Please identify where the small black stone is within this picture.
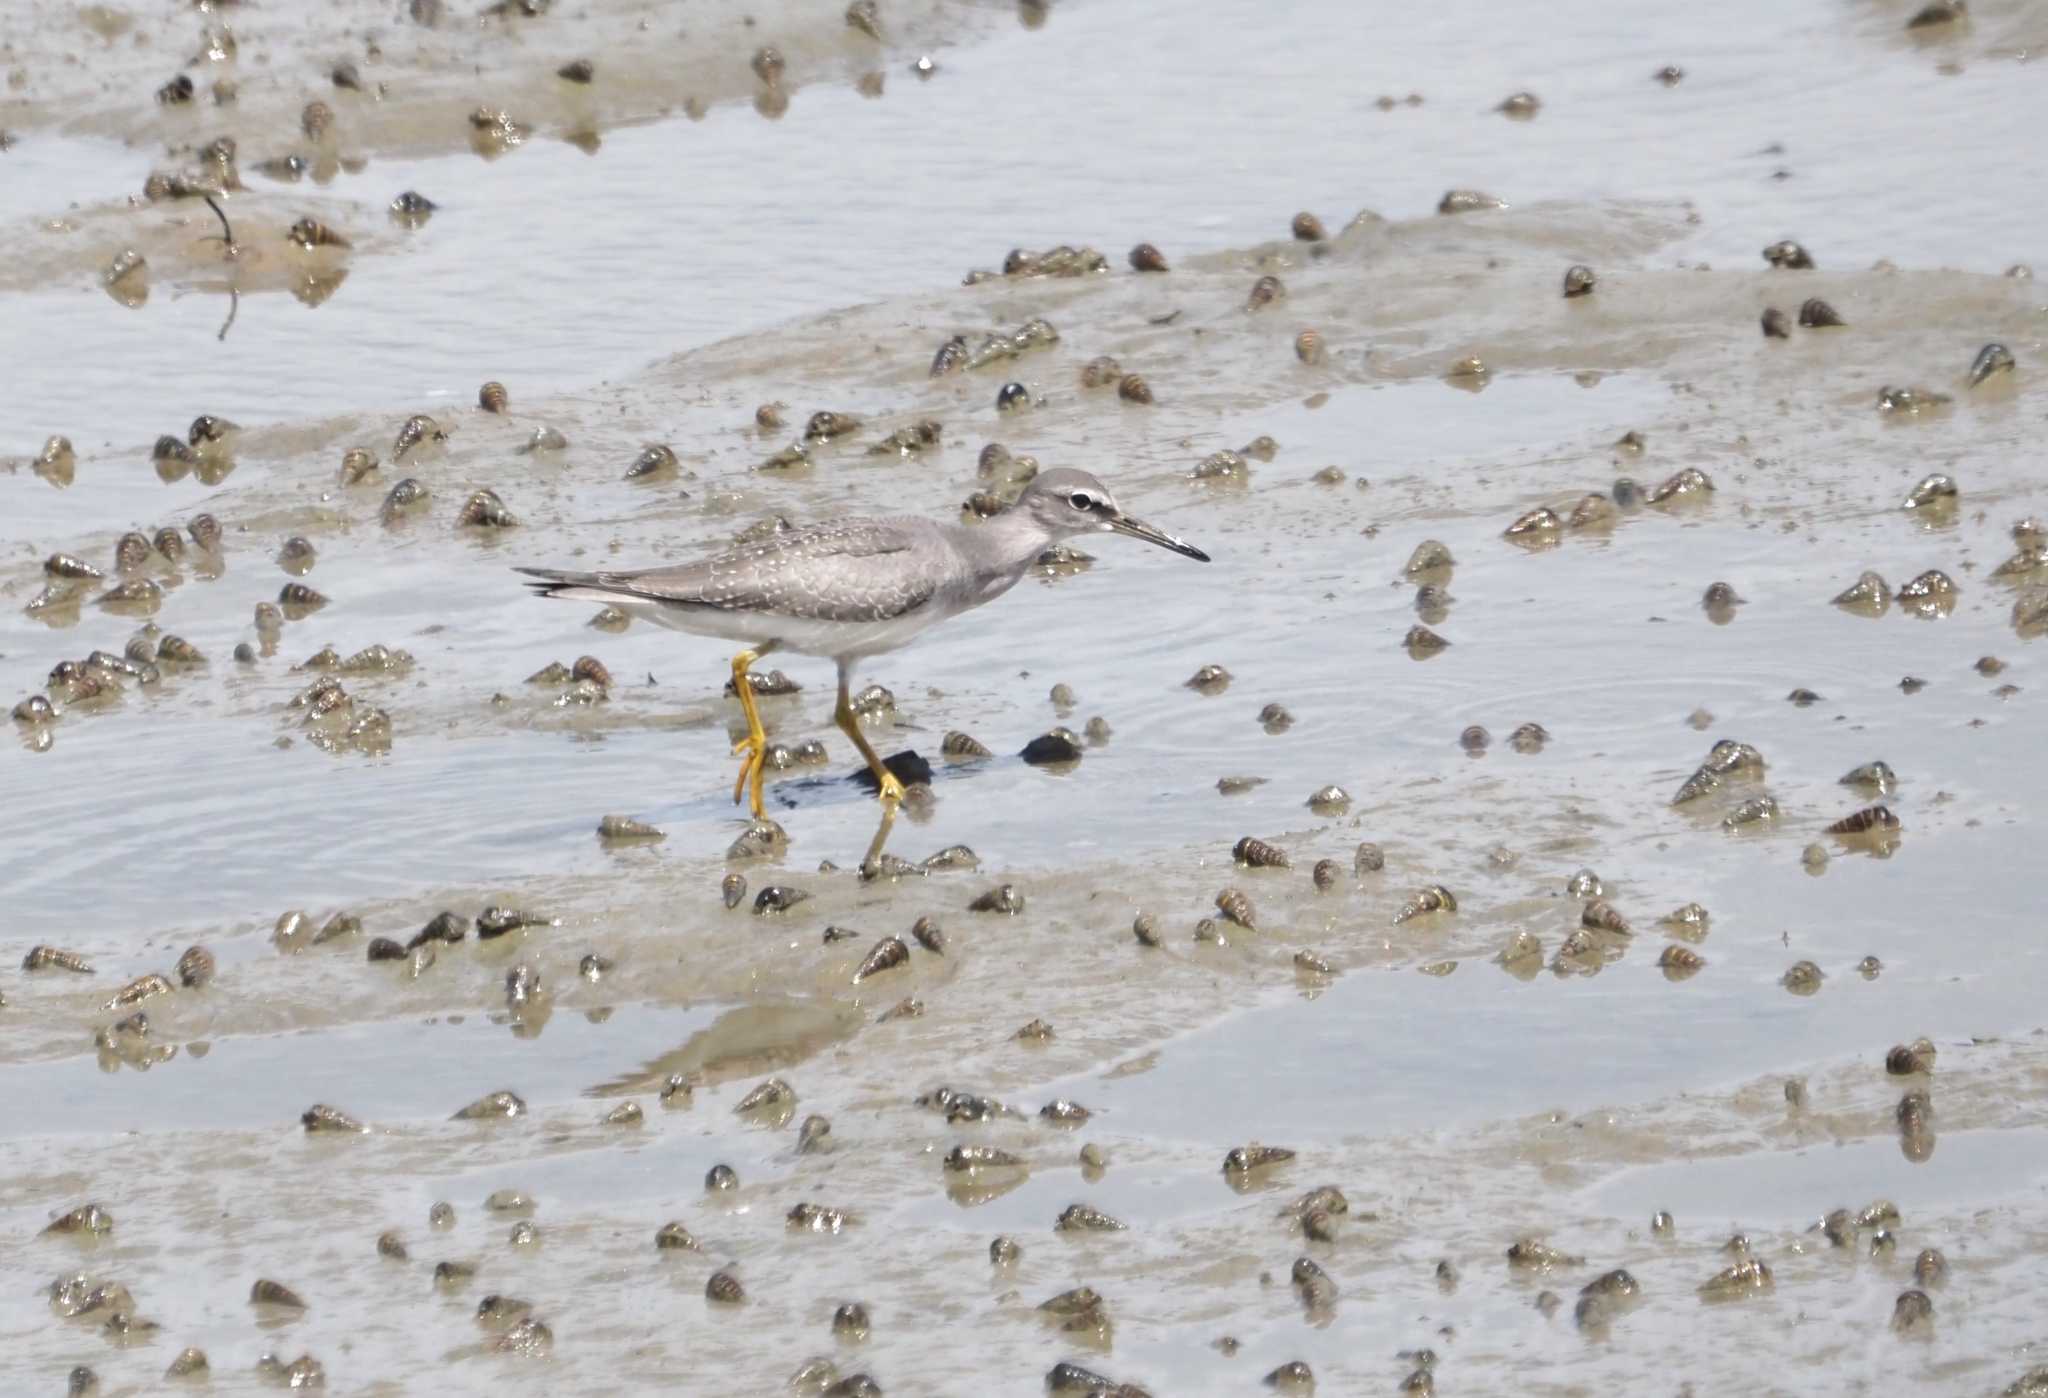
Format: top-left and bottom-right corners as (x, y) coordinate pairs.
(851, 750), (932, 792)
(1019, 731), (1084, 765)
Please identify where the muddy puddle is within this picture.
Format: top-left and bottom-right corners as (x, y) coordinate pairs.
(7, 0), (2047, 435)
(2, 997), (860, 1135)
(5, 0), (2048, 1392)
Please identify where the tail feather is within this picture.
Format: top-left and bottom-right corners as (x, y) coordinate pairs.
(515, 566), (625, 605)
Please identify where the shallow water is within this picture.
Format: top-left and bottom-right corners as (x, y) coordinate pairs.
(4, 0), (2045, 440)
(3, 998), (859, 1135)
(1591, 1126), (2048, 1224)
(4, 0), (2048, 1393)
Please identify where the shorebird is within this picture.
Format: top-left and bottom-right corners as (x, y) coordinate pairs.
(517, 467), (1209, 818)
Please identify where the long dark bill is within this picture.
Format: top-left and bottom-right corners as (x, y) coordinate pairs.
(1109, 513), (1211, 562)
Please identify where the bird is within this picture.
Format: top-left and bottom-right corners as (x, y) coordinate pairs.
(517, 467), (1210, 818)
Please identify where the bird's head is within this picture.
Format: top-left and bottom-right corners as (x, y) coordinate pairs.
(1015, 467), (1210, 562)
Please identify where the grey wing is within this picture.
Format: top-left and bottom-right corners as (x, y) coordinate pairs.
(518, 518), (941, 623)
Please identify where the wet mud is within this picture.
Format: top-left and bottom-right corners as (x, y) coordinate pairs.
(3, 0), (2047, 1393)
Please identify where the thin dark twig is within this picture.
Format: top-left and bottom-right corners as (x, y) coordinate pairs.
(202, 194), (239, 258)
(204, 194), (240, 341)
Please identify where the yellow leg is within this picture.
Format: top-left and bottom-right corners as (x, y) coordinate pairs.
(835, 669), (906, 805)
(860, 797), (899, 874)
(729, 650), (770, 819)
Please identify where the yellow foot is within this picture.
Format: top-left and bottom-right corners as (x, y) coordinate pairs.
(875, 768), (907, 805)
(731, 736), (767, 819)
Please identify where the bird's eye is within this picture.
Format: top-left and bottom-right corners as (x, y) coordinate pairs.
(1068, 492), (1093, 511)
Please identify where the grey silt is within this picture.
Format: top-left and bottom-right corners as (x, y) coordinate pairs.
(517, 467), (1210, 816)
